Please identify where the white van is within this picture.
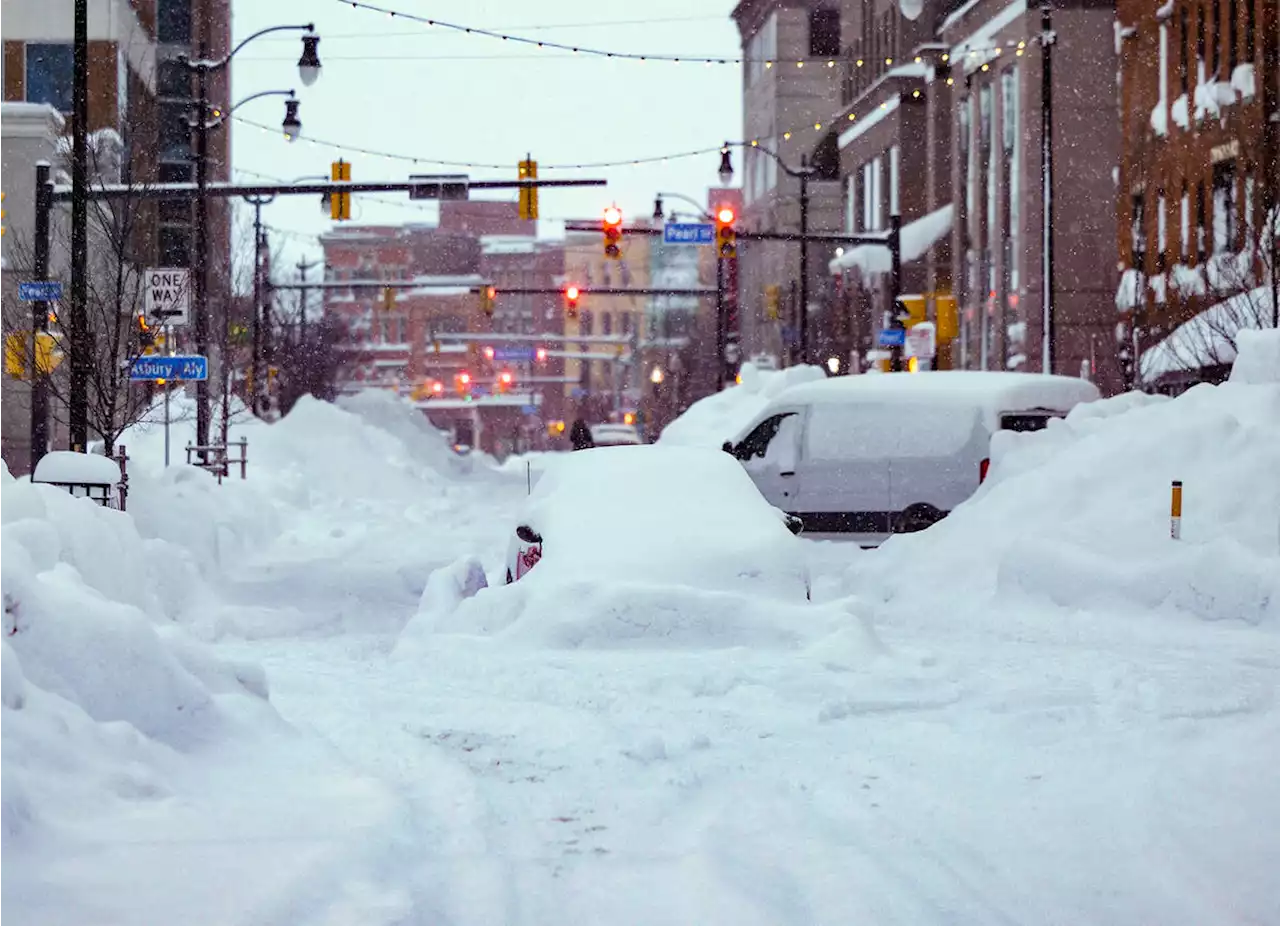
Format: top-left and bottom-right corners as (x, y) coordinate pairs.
(722, 371), (1101, 544)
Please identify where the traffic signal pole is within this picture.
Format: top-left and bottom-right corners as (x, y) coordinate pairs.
(30, 162), (52, 468)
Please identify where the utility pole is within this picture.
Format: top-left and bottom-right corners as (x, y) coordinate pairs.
(798, 155), (811, 366)
(193, 40), (212, 455)
(30, 161), (52, 468)
(1040, 0), (1057, 374)
(69, 0), (89, 450)
(888, 214), (905, 372)
(245, 195), (271, 416)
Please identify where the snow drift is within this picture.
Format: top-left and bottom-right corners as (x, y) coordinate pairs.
(849, 338), (1280, 626)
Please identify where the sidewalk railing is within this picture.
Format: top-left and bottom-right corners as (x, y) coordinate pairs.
(185, 439), (248, 484)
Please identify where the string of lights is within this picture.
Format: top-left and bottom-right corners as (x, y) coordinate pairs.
(336, 0), (1043, 69)
(233, 115), (725, 170)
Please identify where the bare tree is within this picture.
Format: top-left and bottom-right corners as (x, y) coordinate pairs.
(2, 132), (157, 454)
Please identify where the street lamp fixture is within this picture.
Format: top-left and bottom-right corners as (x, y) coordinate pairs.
(826, 356), (841, 374)
(652, 195), (664, 222)
(282, 98), (302, 142)
(298, 33), (322, 86)
(718, 145), (734, 185)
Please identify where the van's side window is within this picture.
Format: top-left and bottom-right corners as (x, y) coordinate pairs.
(735, 413), (796, 461)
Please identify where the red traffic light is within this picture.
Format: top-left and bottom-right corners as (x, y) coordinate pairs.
(565, 284), (580, 301)
(485, 286), (496, 299)
(716, 206), (735, 225)
(499, 370), (513, 385)
(457, 371), (471, 385)
(483, 346), (495, 360)
(603, 205), (622, 226)
(431, 381), (444, 394)
(536, 347), (548, 362)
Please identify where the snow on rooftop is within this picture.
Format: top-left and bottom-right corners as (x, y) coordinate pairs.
(829, 204), (953, 276)
(480, 235), (539, 255)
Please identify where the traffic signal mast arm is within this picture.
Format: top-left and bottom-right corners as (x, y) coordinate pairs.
(562, 221), (898, 247)
(43, 177), (607, 203)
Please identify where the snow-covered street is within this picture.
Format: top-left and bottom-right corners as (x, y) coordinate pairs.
(6, 343), (1280, 924)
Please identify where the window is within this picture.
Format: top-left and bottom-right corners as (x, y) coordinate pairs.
(1131, 193), (1147, 266)
(1228, 0), (1238, 69)
(1157, 190), (1168, 270)
(157, 0), (193, 44)
(872, 156), (883, 230)
(159, 101), (191, 160)
(1196, 180), (1207, 259)
(159, 199), (190, 223)
(602, 313), (612, 336)
(809, 8), (841, 57)
(1211, 0), (1220, 72)
(1002, 68), (1020, 291)
(889, 146), (900, 216)
(733, 413), (796, 461)
(25, 44), (74, 113)
(844, 173), (857, 232)
(1180, 7), (1190, 93)
(1245, 0), (1256, 58)
(157, 60), (191, 99)
(1212, 160), (1236, 252)
(158, 226), (191, 266)
(1181, 183), (1190, 258)
(158, 162), (192, 183)
(1197, 5), (1206, 60)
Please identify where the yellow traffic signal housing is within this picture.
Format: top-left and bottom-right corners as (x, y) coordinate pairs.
(934, 294), (960, 341)
(898, 294), (927, 328)
(481, 285), (496, 316)
(518, 158), (538, 221)
(330, 159), (352, 221)
(1, 191), (6, 237)
(4, 331), (61, 379)
(715, 206), (737, 260)
(763, 283), (781, 320)
(381, 286), (395, 311)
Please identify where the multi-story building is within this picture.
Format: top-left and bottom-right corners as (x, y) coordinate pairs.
(732, 0), (848, 364)
(827, 0), (955, 372)
(320, 202), (565, 456)
(941, 0), (1120, 391)
(1116, 0), (1278, 390)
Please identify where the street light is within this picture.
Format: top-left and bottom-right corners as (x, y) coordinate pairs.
(298, 33), (322, 86)
(175, 21), (320, 454)
(282, 98), (302, 141)
(652, 195), (664, 222)
(717, 140), (817, 366)
(650, 366), (665, 384)
(826, 356), (841, 374)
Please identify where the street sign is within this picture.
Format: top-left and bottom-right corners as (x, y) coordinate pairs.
(408, 174), (469, 201)
(144, 267), (191, 327)
(878, 328), (906, 348)
(521, 405), (539, 416)
(905, 322), (937, 360)
(662, 223), (715, 246)
(19, 281), (62, 302)
(130, 354), (208, 382)
(493, 345), (535, 362)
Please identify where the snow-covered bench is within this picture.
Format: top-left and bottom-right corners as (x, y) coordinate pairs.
(31, 448), (128, 510)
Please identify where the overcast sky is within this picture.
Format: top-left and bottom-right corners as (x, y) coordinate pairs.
(229, 0), (742, 272)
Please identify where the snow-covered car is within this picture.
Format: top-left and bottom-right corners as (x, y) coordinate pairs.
(503, 445), (809, 600)
(589, 423), (642, 447)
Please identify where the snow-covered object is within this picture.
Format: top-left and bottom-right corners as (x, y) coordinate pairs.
(898, 0), (924, 19)
(1171, 93), (1190, 128)
(1116, 267), (1143, 310)
(1194, 79), (1221, 120)
(32, 450), (121, 487)
(1231, 63), (1257, 99)
(1141, 286), (1274, 379)
(658, 362), (825, 448)
(830, 205), (953, 275)
(1150, 102), (1168, 136)
(846, 377), (1280, 624)
(1227, 328), (1280, 384)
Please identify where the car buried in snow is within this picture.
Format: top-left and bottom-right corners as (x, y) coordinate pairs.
(503, 444), (810, 600)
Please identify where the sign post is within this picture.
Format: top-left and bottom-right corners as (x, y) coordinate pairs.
(144, 267), (191, 327)
(905, 322), (937, 371)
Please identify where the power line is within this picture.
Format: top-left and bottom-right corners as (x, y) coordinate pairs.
(233, 115), (724, 170)
(336, 0), (761, 65)
(251, 14), (726, 40)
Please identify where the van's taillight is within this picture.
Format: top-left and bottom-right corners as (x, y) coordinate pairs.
(979, 458), (991, 483)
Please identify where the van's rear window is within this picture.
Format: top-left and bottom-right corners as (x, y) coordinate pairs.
(1000, 413), (1058, 432)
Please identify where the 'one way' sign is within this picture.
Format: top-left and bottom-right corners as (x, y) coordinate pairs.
(144, 267), (191, 327)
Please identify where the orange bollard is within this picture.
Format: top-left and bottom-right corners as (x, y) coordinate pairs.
(1170, 480), (1183, 540)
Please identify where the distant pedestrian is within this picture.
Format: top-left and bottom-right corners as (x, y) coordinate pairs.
(569, 418), (595, 451)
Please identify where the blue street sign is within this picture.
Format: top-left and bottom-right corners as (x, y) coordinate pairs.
(662, 223), (715, 246)
(521, 405), (539, 416)
(494, 345), (535, 362)
(130, 355), (208, 382)
(19, 281), (63, 302)
(571, 387), (588, 399)
(878, 328), (906, 348)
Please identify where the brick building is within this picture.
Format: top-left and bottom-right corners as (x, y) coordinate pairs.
(1116, 0), (1279, 389)
(320, 202), (567, 456)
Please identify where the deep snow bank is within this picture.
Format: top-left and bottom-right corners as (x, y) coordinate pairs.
(851, 346), (1280, 624)
(1, 475), (270, 851)
(658, 362), (826, 448)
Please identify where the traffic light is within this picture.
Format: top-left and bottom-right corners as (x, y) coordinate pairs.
(535, 347), (548, 363)
(764, 283), (781, 320)
(602, 205), (622, 260)
(330, 159), (351, 221)
(1, 191), (6, 237)
(715, 205), (737, 260)
(564, 284), (581, 317)
(136, 313), (156, 351)
(455, 370), (472, 395)
(497, 369), (514, 392)
(381, 286), (395, 311)
(480, 285), (496, 316)
(518, 157), (538, 221)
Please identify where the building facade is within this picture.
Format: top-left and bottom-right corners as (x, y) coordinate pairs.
(1116, 0), (1279, 388)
